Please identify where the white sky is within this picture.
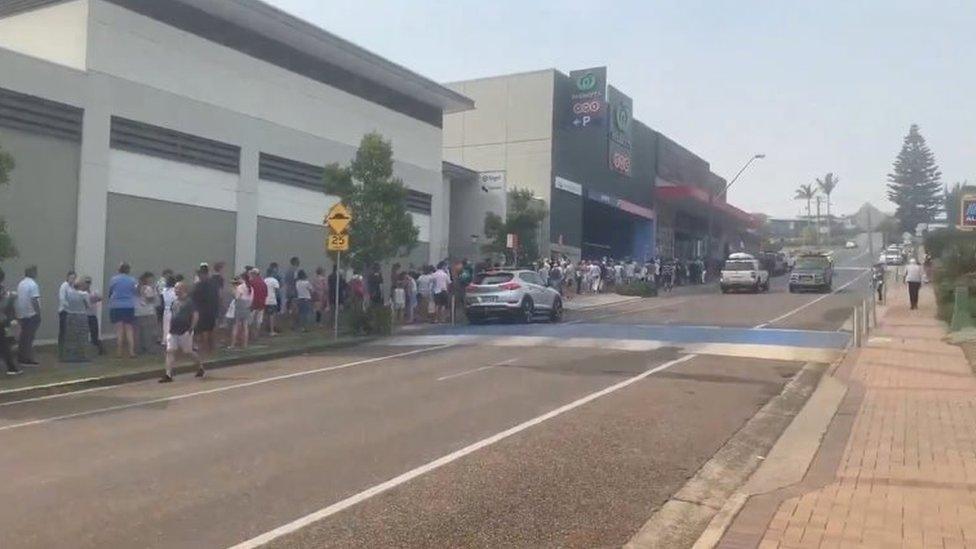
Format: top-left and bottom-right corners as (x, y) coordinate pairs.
(267, 0), (974, 218)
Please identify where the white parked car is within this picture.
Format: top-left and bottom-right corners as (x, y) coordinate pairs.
(720, 253), (770, 293)
(845, 240), (857, 249)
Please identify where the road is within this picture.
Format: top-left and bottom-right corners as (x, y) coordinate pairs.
(0, 238), (877, 548)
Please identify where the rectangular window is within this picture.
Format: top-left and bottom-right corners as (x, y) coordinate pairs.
(405, 189), (432, 215)
(110, 117), (240, 173)
(258, 153), (324, 191)
(0, 87), (82, 142)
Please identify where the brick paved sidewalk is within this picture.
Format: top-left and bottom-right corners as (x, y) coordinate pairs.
(755, 282), (976, 548)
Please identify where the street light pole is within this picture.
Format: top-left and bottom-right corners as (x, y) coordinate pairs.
(706, 153), (765, 260)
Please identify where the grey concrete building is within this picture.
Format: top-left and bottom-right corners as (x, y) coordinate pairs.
(0, 0), (471, 340)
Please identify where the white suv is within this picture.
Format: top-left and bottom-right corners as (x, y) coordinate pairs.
(720, 253), (770, 293)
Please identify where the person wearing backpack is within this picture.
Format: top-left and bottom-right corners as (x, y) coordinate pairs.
(0, 268), (22, 375)
(159, 281), (203, 383)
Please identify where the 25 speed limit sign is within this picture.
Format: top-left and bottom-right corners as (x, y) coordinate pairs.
(327, 232), (349, 251)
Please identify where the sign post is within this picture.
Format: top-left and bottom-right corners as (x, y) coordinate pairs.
(325, 203), (353, 339)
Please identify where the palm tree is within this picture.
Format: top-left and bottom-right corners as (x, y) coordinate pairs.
(816, 173), (839, 221)
(794, 183), (817, 218)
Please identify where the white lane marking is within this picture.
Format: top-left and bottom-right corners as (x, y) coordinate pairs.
(435, 358), (518, 382)
(227, 353), (697, 549)
(0, 345), (452, 432)
(565, 298), (689, 325)
(0, 383), (123, 408)
(754, 270), (871, 329)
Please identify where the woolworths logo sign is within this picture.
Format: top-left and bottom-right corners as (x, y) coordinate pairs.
(576, 72), (597, 91)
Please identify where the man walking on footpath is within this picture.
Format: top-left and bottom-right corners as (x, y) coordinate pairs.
(159, 281), (203, 383)
(15, 265), (41, 365)
(0, 268), (23, 375)
(904, 257), (923, 310)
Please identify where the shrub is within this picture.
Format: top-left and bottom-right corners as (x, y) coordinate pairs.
(345, 303), (393, 336)
(615, 281), (658, 297)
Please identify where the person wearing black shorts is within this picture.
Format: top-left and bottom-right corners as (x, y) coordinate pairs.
(192, 264), (219, 356)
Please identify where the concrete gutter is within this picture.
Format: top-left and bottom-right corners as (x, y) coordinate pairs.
(0, 336), (376, 404)
(625, 360), (831, 549)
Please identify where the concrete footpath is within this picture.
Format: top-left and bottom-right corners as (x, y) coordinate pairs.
(708, 280), (976, 548)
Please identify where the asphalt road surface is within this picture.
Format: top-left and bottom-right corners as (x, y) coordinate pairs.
(0, 238), (877, 548)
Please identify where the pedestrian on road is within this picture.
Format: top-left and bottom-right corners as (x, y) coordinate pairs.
(0, 268), (23, 375)
(108, 263), (138, 359)
(15, 265), (42, 365)
(159, 281), (203, 383)
(904, 257), (924, 310)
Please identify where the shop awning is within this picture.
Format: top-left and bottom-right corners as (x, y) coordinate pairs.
(655, 184), (757, 227)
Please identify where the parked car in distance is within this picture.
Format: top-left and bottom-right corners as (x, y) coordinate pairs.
(884, 245), (905, 265)
(465, 270), (562, 324)
(789, 253), (834, 293)
(720, 253), (770, 293)
(845, 240), (857, 249)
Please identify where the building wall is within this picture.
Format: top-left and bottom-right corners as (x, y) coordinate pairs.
(86, 0), (442, 173)
(103, 191), (236, 302)
(0, 125), (81, 341)
(255, 216), (329, 274)
(443, 71), (555, 203)
(0, 0), (88, 71)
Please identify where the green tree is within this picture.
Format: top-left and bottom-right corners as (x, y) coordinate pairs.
(482, 188), (548, 266)
(0, 141), (15, 261)
(794, 183), (817, 218)
(887, 124), (943, 232)
(322, 132), (418, 270)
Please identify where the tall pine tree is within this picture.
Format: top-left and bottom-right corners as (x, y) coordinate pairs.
(886, 124), (942, 232)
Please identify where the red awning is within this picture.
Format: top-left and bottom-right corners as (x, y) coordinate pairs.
(655, 184), (757, 227)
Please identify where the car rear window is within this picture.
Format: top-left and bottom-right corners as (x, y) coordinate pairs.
(723, 261), (755, 271)
(473, 272), (514, 285)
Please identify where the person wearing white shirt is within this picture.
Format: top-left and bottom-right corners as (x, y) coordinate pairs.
(57, 270), (77, 353)
(904, 258), (924, 310)
(264, 272), (281, 336)
(15, 265), (42, 365)
(431, 263), (451, 323)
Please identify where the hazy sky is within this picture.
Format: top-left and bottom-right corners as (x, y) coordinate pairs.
(267, 0), (973, 217)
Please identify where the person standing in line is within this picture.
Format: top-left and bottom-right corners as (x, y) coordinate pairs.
(79, 276), (105, 355)
(264, 267), (281, 336)
(107, 263), (137, 359)
(904, 257), (924, 310)
(60, 279), (91, 363)
(227, 274), (252, 349)
(549, 261), (564, 296)
(416, 266), (433, 322)
(431, 262), (451, 323)
(312, 267), (328, 325)
(14, 266), (42, 366)
(248, 268), (267, 340)
(294, 269), (313, 332)
(160, 275), (177, 341)
(282, 257), (300, 328)
(191, 264), (219, 358)
(135, 272), (159, 355)
(404, 269), (418, 324)
(57, 270), (76, 355)
(367, 263), (384, 307)
(392, 272), (407, 324)
(0, 268), (22, 375)
(159, 281), (203, 383)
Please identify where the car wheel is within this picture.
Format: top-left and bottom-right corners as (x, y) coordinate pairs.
(549, 298), (563, 323)
(517, 298), (534, 324)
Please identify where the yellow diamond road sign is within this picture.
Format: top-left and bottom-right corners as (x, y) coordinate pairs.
(326, 203), (352, 234)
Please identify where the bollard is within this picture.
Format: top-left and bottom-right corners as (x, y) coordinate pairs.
(852, 306), (859, 347)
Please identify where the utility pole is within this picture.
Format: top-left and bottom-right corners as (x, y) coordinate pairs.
(866, 207), (875, 258)
(815, 196), (823, 247)
(706, 153), (765, 260)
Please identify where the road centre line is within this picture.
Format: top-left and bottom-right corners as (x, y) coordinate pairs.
(754, 270), (871, 329)
(566, 298), (689, 324)
(436, 358), (518, 382)
(0, 345), (452, 432)
(227, 353), (697, 549)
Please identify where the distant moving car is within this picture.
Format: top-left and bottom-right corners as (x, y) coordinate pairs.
(465, 270), (562, 324)
(789, 253), (834, 293)
(845, 240), (857, 249)
(884, 244), (905, 265)
(720, 253), (770, 293)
